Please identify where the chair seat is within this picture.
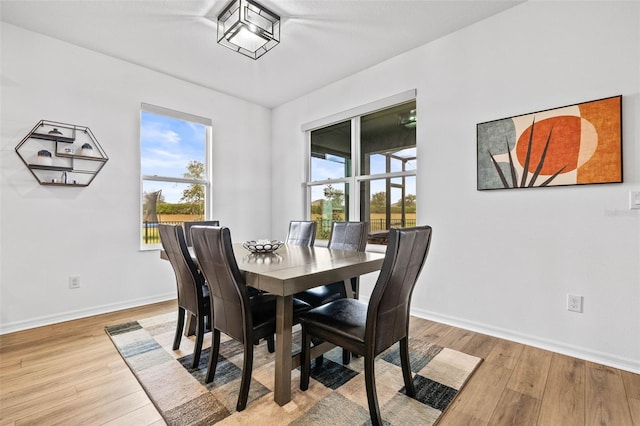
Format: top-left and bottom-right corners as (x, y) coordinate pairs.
(295, 282), (346, 307)
(246, 285), (264, 298)
(299, 298), (367, 345)
(250, 294), (312, 338)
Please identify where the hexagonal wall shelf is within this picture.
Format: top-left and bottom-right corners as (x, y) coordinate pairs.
(15, 120), (108, 187)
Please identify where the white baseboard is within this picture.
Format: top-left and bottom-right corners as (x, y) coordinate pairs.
(0, 292), (176, 335)
(4, 294), (638, 374)
(410, 307), (640, 374)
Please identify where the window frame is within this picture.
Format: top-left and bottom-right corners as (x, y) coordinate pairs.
(139, 103), (212, 251)
(302, 90), (417, 246)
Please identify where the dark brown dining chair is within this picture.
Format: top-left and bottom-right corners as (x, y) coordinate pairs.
(183, 220), (219, 247)
(191, 225), (312, 411)
(294, 221), (369, 364)
(285, 220), (317, 247)
(158, 224), (210, 369)
(295, 221), (369, 307)
(299, 226), (433, 426)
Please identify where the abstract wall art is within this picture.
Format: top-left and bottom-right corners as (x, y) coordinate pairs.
(477, 96), (622, 190)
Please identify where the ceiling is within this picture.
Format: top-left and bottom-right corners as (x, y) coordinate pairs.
(0, 0), (523, 108)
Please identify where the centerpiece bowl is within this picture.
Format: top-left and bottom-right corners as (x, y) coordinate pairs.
(242, 239), (284, 253)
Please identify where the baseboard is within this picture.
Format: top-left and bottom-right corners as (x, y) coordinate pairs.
(0, 292), (176, 335)
(4, 295), (638, 374)
(410, 307), (640, 374)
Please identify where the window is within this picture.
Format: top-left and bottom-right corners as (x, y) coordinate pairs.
(140, 103), (211, 249)
(304, 91), (417, 245)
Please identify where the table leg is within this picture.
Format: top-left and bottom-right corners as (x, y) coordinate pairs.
(185, 313), (197, 337)
(274, 294), (293, 406)
(342, 278), (356, 299)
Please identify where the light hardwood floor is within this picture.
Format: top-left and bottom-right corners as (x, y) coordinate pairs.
(1, 300), (638, 425)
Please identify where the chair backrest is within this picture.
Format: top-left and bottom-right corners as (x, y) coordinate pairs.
(183, 220), (220, 246)
(285, 221), (317, 246)
(328, 221), (369, 252)
(366, 226), (432, 355)
(191, 226), (250, 344)
(159, 224), (205, 314)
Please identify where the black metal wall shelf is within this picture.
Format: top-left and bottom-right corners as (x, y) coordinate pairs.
(29, 132), (76, 144)
(15, 120), (108, 187)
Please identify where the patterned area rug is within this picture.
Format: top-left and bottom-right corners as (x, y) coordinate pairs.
(105, 313), (482, 425)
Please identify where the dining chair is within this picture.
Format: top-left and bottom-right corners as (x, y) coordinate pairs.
(295, 221), (369, 306)
(294, 221), (369, 364)
(183, 220), (219, 247)
(191, 225), (312, 411)
(158, 224), (210, 369)
(186, 220), (269, 300)
(285, 220), (317, 246)
(299, 226), (433, 426)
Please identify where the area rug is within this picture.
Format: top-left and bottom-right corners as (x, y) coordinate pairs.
(105, 313), (482, 425)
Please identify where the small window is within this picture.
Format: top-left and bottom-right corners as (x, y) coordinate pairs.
(140, 104), (211, 249)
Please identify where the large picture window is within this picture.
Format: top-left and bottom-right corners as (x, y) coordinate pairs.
(140, 103), (211, 249)
(305, 92), (417, 245)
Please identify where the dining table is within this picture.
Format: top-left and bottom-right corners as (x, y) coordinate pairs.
(163, 242), (385, 406)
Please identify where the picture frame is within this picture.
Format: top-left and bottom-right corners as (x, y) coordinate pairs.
(476, 95), (622, 190)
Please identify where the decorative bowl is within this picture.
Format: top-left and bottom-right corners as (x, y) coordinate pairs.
(242, 239), (284, 253)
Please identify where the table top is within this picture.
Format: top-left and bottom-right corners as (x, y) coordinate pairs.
(233, 243), (385, 296)
(164, 243), (386, 297)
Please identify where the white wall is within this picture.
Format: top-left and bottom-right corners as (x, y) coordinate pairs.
(272, 2), (640, 372)
(0, 24), (273, 332)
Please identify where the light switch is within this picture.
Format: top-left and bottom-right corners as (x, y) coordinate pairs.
(631, 191), (640, 210)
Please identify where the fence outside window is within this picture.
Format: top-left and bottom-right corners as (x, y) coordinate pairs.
(313, 218), (416, 245)
(142, 220), (184, 244)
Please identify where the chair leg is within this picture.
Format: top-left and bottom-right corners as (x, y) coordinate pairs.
(236, 339), (254, 411)
(300, 328), (312, 391)
(172, 307), (185, 350)
(400, 337), (415, 397)
(267, 335), (275, 353)
(204, 312), (211, 332)
(191, 313), (205, 368)
(205, 329), (221, 383)
(364, 356), (383, 426)
(314, 354), (324, 367)
(342, 348), (351, 365)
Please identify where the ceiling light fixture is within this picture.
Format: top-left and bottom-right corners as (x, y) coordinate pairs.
(398, 109), (417, 128)
(217, 0), (280, 60)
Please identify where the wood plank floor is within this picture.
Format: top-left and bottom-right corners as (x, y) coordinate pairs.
(1, 300), (638, 425)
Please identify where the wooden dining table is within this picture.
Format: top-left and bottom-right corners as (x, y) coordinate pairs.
(164, 243), (385, 406)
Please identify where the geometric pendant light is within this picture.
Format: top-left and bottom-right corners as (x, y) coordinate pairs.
(217, 0), (280, 60)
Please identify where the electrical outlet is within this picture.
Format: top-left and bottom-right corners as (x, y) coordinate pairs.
(69, 275), (80, 289)
(630, 191), (640, 210)
(567, 294), (583, 313)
